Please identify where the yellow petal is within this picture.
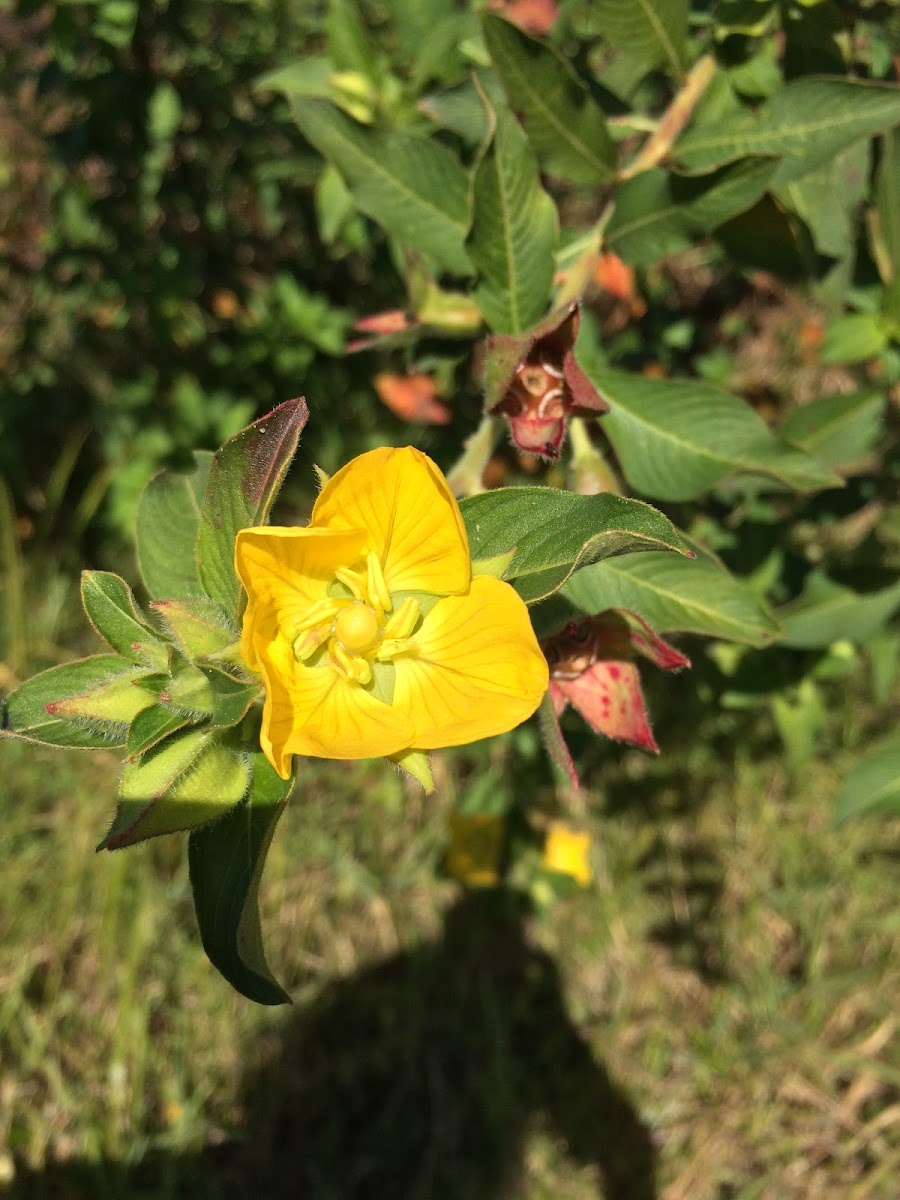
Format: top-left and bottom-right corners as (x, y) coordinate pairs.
(256, 633), (415, 774)
(236, 525), (368, 671)
(310, 446), (470, 596)
(393, 576), (549, 749)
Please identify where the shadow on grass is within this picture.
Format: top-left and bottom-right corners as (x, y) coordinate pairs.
(7, 891), (657, 1200)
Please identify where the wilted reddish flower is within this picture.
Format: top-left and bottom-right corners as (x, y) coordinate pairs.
(483, 303), (608, 461)
(542, 610), (690, 757)
(374, 372), (451, 425)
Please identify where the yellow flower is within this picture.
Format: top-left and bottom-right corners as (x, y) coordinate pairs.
(445, 812), (504, 887)
(543, 824), (592, 886)
(235, 446), (549, 779)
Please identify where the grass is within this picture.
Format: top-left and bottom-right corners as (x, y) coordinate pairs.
(1, 564), (898, 1199)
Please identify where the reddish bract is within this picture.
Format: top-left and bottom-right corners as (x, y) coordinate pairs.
(542, 610), (690, 759)
(483, 303), (608, 461)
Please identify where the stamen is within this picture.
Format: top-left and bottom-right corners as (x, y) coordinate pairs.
(334, 566), (366, 601)
(539, 358), (564, 379)
(377, 638), (419, 662)
(330, 640), (357, 680)
(291, 624), (331, 662)
(381, 596), (419, 641)
(537, 386), (565, 417)
(293, 597), (346, 635)
(330, 639), (373, 684)
(367, 551), (392, 616)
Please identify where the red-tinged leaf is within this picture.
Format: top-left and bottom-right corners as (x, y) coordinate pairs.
(374, 372), (451, 425)
(488, 0), (559, 35)
(353, 309), (413, 334)
(556, 660), (659, 752)
(618, 610), (691, 671)
(196, 398), (309, 621)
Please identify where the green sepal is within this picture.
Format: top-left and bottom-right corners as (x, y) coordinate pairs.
(189, 752), (293, 1005)
(1, 655), (150, 749)
(149, 598), (238, 659)
(471, 549), (517, 579)
(196, 397), (309, 622)
(390, 749), (434, 793)
(460, 488), (690, 604)
(81, 570), (170, 670)
(100, 728), (253, 850)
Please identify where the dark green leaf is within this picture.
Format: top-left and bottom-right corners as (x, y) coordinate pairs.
(289, 99), (472, 274)
(136, 452), (212, 602)
(559, 552), (781, 647)
(591, 0), (688, 78)
(676, 78), (900, 185)
(461, 488), (690, 604)
(467, 99), (557, 333)
(81, 571), (169, 669)
(196, 398), (309, 622)
(606, 158), (780, 266)
(189, 753), (293, 1005)
(834, 739), (900, 825)
(577, 337), (841, 500)
(481, 13), (615, 184)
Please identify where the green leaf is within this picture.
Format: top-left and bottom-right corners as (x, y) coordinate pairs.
(591, 0), (688, 79)
(777, 139), (869, 297)
(559, 552), (781, 647)
(136, 452), (212, 602)
(819, 314), (889, 366)
(289, 99), (472, 274)
(144, 656), (259, 729)
(149, 598), (237, 659)
(1, 656), (148, 749)
(467, 98), (557, 333)
(834, 739), (900, 826)
(777, 571), (900, 649)
(481, 13), (615, 184)
(460, 488), (690, 604)
(196, 398), (309, 622)
(781, 391), (887, 470)
(81, 571), (169, 670)
(126, 704), (192, 760)
(605, 158), (780, 266)
(872, 128), (900, 284)
(577, 342), (841, 501)
(189, 752), (292, 1005)
(676, 78), (900, 185)
(101, 729), (252, 850)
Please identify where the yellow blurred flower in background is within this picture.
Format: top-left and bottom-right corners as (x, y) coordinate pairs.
(543, 824), (592, 886)
(235, 446), (548, 779)
(444, 811), (505, 887)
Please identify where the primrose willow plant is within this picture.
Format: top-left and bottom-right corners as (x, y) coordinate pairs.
(2, 398), (695, 1002)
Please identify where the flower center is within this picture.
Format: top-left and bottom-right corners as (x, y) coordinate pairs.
(333, 602), (380, 653)
(288, 550), (422, 687)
